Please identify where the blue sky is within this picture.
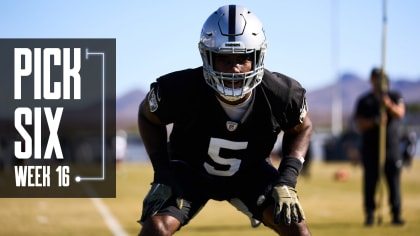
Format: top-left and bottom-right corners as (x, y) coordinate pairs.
(1, 1), (419, 97)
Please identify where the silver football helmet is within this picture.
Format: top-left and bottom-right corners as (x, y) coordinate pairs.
(199, 5), (267, 101)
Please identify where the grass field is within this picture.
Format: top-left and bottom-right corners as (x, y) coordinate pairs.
(0, 159), (419, 236)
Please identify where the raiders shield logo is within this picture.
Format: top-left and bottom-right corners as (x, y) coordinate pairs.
(299, 97), (308, 123)
(148, 87), (159, 112)
(226, 121), (238, 132)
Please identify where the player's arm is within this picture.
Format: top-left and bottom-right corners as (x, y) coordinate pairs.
(137, 92), (174, 224)
(270, 105), (312, 225)
(282, 113), (312, 160)
(138, 95), (171, 183)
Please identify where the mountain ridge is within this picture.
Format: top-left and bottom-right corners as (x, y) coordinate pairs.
(306, 74), (420, 128)
(116, 73), (420, 129)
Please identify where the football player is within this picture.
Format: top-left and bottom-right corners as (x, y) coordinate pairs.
(137, 5), (312, 236)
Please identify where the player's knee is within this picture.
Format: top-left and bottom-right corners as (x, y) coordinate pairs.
(139, 216), (180, 236)
(269, 223), (311, 236)
(295, 223), (311, 236)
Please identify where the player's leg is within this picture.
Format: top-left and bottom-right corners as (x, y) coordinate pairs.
(229, 197), (311, 235)
(138, 197), (207, 236)
(139, 215), (180, 236)
(138, 160), (210, 235)
(233, 161), (311, 235)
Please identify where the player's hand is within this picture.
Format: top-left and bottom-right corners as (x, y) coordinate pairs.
(271, 185), (305, 225)
(139, 183), (172, 224)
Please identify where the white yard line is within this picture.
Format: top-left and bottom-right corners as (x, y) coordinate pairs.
(82, 183), (129, 236)
(90, 197), (129, 236)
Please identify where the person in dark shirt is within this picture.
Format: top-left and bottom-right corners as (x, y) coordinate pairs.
(354, 68), (406, 226)
(137, 5), (312, 235)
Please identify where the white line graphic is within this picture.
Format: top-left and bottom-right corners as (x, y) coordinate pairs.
(75, 49), (106, 182)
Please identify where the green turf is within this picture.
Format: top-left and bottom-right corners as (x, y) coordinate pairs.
(0, 159), (419, 235)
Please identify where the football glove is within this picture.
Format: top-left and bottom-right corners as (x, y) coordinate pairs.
(139, 183), (172, 224)
(271, 185), (305, 225)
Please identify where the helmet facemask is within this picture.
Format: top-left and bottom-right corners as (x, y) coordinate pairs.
(199, 5), (267, 102)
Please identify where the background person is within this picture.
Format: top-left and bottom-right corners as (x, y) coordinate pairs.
(354, 68), (406, 226)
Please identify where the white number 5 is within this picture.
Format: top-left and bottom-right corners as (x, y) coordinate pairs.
(204, 137), (247, 176)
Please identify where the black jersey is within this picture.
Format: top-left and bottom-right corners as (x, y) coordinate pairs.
(147, 67), (307, 178)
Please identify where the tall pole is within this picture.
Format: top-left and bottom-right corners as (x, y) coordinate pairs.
(377, 0), (388, 225)
(331, 0), (342, 136)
